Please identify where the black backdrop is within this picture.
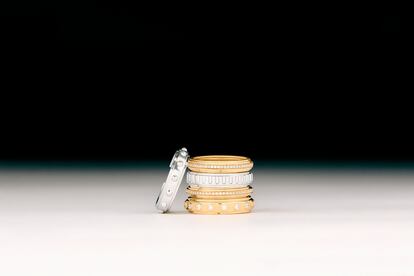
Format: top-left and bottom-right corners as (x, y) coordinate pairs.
(1, 13), (410, 162)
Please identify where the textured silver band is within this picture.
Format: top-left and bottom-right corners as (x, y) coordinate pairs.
(186, 172), (253, 187)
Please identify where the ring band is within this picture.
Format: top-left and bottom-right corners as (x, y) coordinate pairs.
(184, 197), (254, 215)
(188, 155), (253, 173)
(186, 186), (253, 199)
(186, 172), (253, 187)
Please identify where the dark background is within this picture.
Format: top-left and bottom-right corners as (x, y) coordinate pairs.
(1, 11), (410, 163)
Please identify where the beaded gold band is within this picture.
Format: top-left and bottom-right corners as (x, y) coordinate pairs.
(188, 155), (253, 173)
(184, 197), (254, 215)
(186, 186), (253, 199)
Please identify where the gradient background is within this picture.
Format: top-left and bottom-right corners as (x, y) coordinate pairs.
(1, 12), (412, 276)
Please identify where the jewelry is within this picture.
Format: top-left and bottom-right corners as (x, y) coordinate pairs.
(188, 155), (253, 173)
(186, 186), (253, 199)
(184, 197), (254, 214)
(155, 148), (189, 213)
(186, 172), (253, 187)
(155, 149), (255, 215)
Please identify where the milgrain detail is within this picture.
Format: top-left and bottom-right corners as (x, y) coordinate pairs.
(186, 186), (253, 197)
(187, 190), (252, 196)
(187, 155), (254, 173)
(189, 163), (252, 169)
(186, 172), (253, 186)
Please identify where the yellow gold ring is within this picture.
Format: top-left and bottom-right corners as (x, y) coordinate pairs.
(186, 186), (253, 199)
(184, 197), (254, 215)
(188, 155), (253, 173)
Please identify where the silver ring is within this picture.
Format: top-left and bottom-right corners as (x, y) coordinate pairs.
(186, 172), (253, 187)
(155, 148), (189, 213)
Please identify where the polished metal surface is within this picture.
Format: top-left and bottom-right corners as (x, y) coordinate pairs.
(155, 148), (189, 212)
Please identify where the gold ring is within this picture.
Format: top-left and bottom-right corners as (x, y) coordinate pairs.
(188, 155), (253, 173)
(186, 186), (253, 199)
(184, 197), (254, 215)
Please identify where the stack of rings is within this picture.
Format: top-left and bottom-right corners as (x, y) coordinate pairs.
(184, 155), (254, 215)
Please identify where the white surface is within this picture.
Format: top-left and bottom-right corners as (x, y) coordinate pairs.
(0, 169), (413, 276)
